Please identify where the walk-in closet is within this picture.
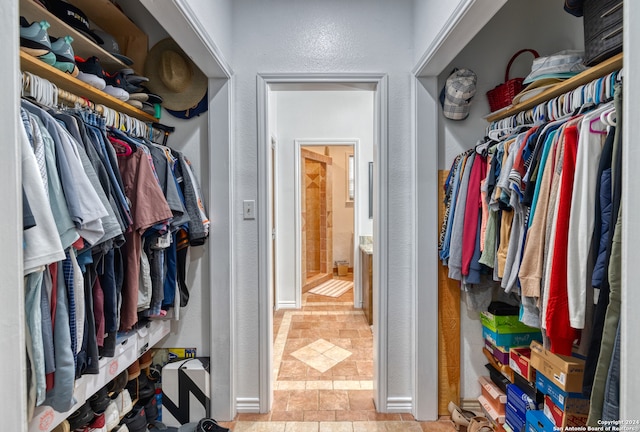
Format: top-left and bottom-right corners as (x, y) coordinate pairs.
(3, 0), (640, 431)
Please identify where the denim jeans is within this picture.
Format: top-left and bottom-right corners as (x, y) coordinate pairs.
(602, 322), (620, 421)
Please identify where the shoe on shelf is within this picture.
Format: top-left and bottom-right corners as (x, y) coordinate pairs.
(88, 412), (107, 432)
(90, 385), (112, 414)
(52, 420), (71, 432)
(126, 369), (156, 404)
(19, 17), (56, 65)
(120, 404), (148, 432)
(75, 56), (107, 90)
(104, 400), (120, 431)
(49, 35), (79, 77)
(67, 401), (95, 431)
(112, 389), (133, 417)
(107, 370), (129, 395)
(139, 350), (153, 370)
(104, 71), (131, 101)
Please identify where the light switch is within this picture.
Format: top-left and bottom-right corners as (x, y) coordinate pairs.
(243, 200), (256, 220)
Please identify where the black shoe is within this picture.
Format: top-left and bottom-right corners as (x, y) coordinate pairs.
(89, 385), (111, 413)
(120, 404), (148, 432)
(67, 401), (95, 430)
(196, 418), (230, 432)
(126, 371), (155, 404)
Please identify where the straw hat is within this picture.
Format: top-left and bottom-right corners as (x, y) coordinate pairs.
(144, 38), (207, 111)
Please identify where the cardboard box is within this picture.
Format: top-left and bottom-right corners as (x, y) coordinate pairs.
(506, 401), (525, 432)
(526, 410), (555, 432)
(486, 363), (511, 394)
(168, 348), (197, 361)
(535, 372), (589, 413)
(512, 372), (544, 407)
(486, 338), (510, 365)
(483, 347), (515, 382)
(510, 347), (535, 381)
(481, 312), (540, 334)
(529, 341), (585, 393)
(507, 383), (542, 416)
(479, 375), (507, 411)
(479, 394), (506, 425)
(162, 357), (210, 426)
(483, 326), (542, 349)
(544, 395), (588, 429)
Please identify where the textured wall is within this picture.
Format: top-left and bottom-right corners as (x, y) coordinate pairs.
(231, 0), (414, 406)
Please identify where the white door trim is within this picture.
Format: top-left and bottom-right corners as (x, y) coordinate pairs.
(293, 139), (361, 310)
(257, 73), (389, 412)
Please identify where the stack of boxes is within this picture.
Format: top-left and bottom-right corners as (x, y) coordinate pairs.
(477, 303), (590, 432)
(480, 306), (542, 431)
(529, 341), (589, 430)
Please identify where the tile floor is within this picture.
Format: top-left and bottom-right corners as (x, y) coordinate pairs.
(216, 276), (456, 432)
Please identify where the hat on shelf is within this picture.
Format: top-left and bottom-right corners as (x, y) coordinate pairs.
(522, 50), (586, 84)
(440, 68), (477, 121)
(46, 0), (104, 45)
(144, 38), (208, 112)
(93, 29), (134, 65)
(511, 77), (564, 105)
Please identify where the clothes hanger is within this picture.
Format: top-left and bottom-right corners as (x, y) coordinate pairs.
(108, 135), (133, 156)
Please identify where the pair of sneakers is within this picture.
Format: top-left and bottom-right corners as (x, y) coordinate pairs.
(19, 17), (78, 76)
(75, 56), (148, 102)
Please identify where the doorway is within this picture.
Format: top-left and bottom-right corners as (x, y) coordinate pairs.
(298, 143), (357, 299)
(257, 74), (389, 414)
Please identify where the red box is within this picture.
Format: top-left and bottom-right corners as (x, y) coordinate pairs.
(510, 347), (535, 381)
(479, 376), (507, 415)
(543, 395), (588, 429)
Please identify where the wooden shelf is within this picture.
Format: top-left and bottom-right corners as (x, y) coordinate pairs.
(485, 52), (623, 122)
(21, 51), (157, 123)
(19, 0), (132, 73)
(67, 0), (148, 73)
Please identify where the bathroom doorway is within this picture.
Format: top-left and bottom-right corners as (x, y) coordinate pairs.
(299, 144), (356, 295)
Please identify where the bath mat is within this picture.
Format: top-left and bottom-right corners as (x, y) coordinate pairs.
(308, 279), (353, 298)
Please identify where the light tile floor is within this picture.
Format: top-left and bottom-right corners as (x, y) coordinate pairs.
(217, 275), (456, 432)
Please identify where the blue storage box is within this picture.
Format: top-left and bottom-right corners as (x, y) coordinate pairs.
(482, 325), (542, 349)
(526, 410), (555, 432)
(536, 372), (589, 414)
(506, 401), (525, 432)
(507, 383), (542, 415)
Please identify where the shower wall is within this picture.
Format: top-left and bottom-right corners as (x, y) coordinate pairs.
(301, 148), (333, 291)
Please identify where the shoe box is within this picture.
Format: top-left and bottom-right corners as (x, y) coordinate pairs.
(161, 357), (211, 427)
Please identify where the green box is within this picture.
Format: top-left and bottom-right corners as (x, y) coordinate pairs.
(481, 311), (539, 334)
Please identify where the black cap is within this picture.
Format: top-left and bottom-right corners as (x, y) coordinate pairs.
(47, 0), (104, 45)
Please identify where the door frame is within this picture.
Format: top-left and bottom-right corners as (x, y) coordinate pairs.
(257, 73), (389, 412)
(294, 139), (361, 309)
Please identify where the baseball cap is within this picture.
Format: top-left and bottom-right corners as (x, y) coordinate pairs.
(93, 29), (134, 65)
(46, 0), (104, 45)
(440, 68), (477, 121)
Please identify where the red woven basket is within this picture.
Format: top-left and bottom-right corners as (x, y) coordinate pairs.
(486, 49), (539, 112)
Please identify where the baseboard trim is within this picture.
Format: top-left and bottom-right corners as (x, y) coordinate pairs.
(386, 397), (413, 413)
(236, 398), (260, 413)
(277, 301), (298, 310)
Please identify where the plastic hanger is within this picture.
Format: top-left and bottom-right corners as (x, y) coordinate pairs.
(108, 135), (133, 156)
